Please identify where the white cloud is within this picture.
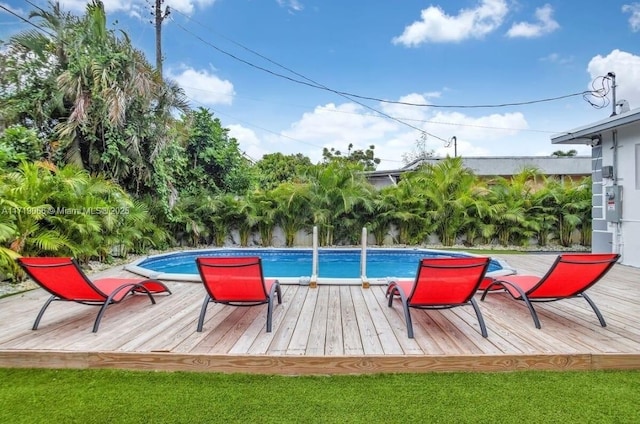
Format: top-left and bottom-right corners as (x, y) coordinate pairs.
(371, 110), (529, 164)
(540, 52), (573, 65)
(276, 0), (303, 12)
(623, 3), (640, 31)
(392, 0), (508, 46)
(227, 124), (265, 162)
(270, 97), (534, 168)
(168, 66), (235, 105)
(380, 93), (431, 123)
(427, 111), (528, 140)
(283, 103), (397, 142)
(276, 102), (398, 163)
(587, 50), (640, 109)
(507, 4), (560, 38)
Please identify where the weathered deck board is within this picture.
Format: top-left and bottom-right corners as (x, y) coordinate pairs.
(1, 253), (640, 374)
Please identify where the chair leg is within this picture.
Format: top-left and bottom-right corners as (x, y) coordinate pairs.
(470, 298), (488, 337)
(387, 283), (414, 338)
(581, 293), (607, 327)
(93, 302), (112, 333)
(264, 282), (282, 333)
(491, 281), (542, 329)
(32, 295), (57, 330)
(401, 301), (415, 338)
(266, 297), (274, 333)
(521, 295), (542, 329)
(196, 295), (212, 332)
(275, 283), (282, 304)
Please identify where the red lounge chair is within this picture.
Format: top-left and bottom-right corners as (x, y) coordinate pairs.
(195, 256), (282, 333)
(386, 256), (491, 338)
(17, 257), (171, 333)
(480, 253), (620, 329)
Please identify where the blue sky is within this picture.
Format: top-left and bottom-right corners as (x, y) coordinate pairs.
(2, 1), (640, 170)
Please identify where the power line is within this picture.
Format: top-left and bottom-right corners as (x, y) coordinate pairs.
(185, 94), (329, 151)
(186, 95), (407, 166)
(178, 84), (562, 134)
(168, 12), (450, 143)
(169, 8), (609, 111)
(0, 4), (54, 38)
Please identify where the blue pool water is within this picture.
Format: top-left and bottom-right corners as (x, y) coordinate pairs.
(133, 248), (508, 279)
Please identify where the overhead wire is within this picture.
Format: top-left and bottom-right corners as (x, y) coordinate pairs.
(178, 83), (563, 134)
(0, 3), (55, 38)
(170, 8), (609, 110)
(5, 3), (608, 161)
(185, 94), (335, 156)
(168, 11), (450, 143)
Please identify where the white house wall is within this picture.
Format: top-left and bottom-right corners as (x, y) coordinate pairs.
(551, 107), (640, 268)
(607, 126), (640, 267)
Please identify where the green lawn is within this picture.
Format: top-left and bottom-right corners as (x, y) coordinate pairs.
(1, 368), (638, 423)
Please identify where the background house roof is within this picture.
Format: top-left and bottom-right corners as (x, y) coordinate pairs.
(366, 156), (592, 188)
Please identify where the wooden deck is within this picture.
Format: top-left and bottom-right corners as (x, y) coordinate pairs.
(1, 253), (639, 374)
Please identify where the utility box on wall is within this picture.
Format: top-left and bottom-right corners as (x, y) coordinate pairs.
(605, 185), (622, 222)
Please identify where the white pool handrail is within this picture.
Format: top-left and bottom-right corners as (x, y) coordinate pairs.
(361, 227), (370, 288)
(310, 226), (318, 288)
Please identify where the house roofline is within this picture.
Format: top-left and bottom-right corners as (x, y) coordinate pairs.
(552, 108), (640, 144)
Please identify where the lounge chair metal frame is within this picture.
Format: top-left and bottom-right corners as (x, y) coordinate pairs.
(196, 257), (282, 333)
(480, 253), (620, 329)
(386, 257), (491, 338)
(17, 257), (172, 333)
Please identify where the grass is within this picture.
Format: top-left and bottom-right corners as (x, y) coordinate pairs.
(1, 369), (639, 423)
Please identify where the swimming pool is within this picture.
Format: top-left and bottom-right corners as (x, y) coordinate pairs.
(126, 248), (516, 285)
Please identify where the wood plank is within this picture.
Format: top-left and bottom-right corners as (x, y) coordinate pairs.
(360, 287), (404, 355)
(305, 285), (330, 355)
(367, 286), (425, 354)
(1, 254), (640, 374)
(286, 286), (319, 355)
(340, 286), (364, 355)
(349, 286), (384, 355)
(324, 286), (344, 355)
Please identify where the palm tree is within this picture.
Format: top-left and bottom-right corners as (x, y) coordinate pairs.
(250, 189), (279, 247)
(459, 182), (494, 246)
(4, 1), (189, 195)
(529, 179), (559, 246)
(303, 163), (375, 246)
(487, 170), (540, 246)
(575, 177), (593, 246)
(271, 181), (311, 247)
(0, 2), (71, 131)
(169, 194), (208, 246)
(366, 189), (395, 246)
(379, 174), (430, 245)
(411, 157), (477, 246)
(551, 149), (578, 157)
(546, 178), (590, 247)
(0, 162), (73, 256)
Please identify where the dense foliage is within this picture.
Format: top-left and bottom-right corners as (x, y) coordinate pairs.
(0, 1), (593, 281)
